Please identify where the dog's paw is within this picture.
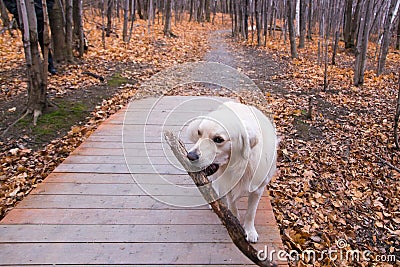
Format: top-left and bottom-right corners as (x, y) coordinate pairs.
(245, 228), (259, 243)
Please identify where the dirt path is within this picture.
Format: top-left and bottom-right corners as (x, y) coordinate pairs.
(204, 29), (285, 95)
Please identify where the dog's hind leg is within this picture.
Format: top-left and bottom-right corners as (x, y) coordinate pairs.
(243, 186), (264, 243)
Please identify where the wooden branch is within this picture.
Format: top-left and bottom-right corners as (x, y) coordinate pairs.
(374, 154), (400, 173)
(164, 131), (277, 267)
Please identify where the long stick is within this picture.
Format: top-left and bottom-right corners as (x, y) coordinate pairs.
(164, 131), (277, 267)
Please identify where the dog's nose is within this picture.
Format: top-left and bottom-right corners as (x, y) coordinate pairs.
(187, 151), (199, 161)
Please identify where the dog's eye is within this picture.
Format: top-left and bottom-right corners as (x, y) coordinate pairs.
(213, 136), (224, 144)
(198, 130), (202, 136)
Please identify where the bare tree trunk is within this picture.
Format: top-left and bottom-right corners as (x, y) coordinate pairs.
(197, 0), (204, 22)
(306, 0), (312, 39)
(377, 0), (397, 76)
(243, 0), (249, 39)
(73, 0), (84, 57)
(137, 0), (144, 19)
(255, 0), (261, 46)
(250, 0), (254, 43)
(354, 0), (373, 86)
(41, 0), (50, 102)
(101, 0), (106, 48)
(268, 0), (275, 37)
(397, 13), (400, 50)
(343, 0), (353, 48)
(331, 0), (343, 65)
(287, 0), (297, 58)
(212, 0), (217, 24)
(18, 0), (47, 124)
(122, 0), (129, 41)
(205, 0), (211, 22)
(127, 0), (136, 42)
(350, 0), (362, 50)
(263, 0), (269, 44)
(298, 0), (306, 48)
(65, 0), (73, 62)
(189, 0), (194, 21)
(163, 0), (172, 36)
(106, 0), (114, 37)
(0, 0), (13, 35)
(49, 0), (66, 62)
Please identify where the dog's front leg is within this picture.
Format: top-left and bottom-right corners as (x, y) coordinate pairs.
(243, 187), (264, 243)
(226, 193), (240, 220)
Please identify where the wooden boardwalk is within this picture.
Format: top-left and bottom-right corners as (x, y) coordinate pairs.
(0, 96), (287, 266)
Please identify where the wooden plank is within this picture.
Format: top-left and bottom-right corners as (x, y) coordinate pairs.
(31, 182), (203, 196)
(44, 173), (194, 185)
(0, 243), (259, 265)
(53, 163), (186, 174)
(78, 142), (159, 149)
(91, 124), (190, 139)
(104, 113), (211, 126)
(14, 194), (273, 210)
(0, 224), (281, 243)
(61, 155), (176, 165)
(85, 135), (189, 143)
(70, 146), (178, 157)
(0, 209), (277, 225)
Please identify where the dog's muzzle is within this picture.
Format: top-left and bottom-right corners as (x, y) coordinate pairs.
(186, 147), (218, 176)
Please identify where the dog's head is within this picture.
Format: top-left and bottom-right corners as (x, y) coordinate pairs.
(184, 103), (258, 176)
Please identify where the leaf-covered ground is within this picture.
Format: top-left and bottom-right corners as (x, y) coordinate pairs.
(234, 34), (400, 266)
(0, 14), (399, 267)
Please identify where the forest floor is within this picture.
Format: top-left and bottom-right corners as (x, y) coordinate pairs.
(204, 30), (399, 266)
(1, 15), (399, 266)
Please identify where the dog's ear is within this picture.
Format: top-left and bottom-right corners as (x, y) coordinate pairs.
(184, 118), (202, 143)
(240, 129), (258, 160)
(248, 127), (258, 148)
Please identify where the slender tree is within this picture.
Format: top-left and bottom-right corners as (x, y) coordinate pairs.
(49, 0), (67, 61)
(350, 0), (362, 49)
(397, 13), (400, 50)
(163, 0), (172, 36)
(343, 0), (353, 48)
(73, 0), (85, 57)
(106, 0), (114, 36)
(298, 0), (306, 48)
(255, 0), (261, 45)
(18, 0), (48, 124)
(122, 0), (129, 41)
(354, 0), (373, 86)
(306, 0), (312, 39)
(287, 0), (297, 58)
(65, 0), (74, 62)
(0, 0), (12, 35)
(377, 0), (397, 76)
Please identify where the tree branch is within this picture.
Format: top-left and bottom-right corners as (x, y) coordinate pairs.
(164, 131), (277, 267)
(374, 154), (400, 173)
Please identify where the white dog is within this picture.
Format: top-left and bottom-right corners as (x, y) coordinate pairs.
(184, 101), (278, 243)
